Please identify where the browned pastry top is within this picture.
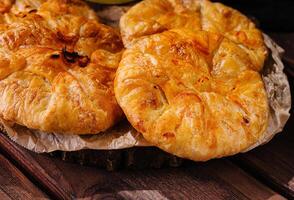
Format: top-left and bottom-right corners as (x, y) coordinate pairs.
(115, 0), (269, 161)
(0, 0), (124, 134)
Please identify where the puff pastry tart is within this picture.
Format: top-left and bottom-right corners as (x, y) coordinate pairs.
(115, 0), (269, 160)
(0, 0), (124, 134)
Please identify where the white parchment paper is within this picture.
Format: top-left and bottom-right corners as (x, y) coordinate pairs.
(243, 34), (291, 152)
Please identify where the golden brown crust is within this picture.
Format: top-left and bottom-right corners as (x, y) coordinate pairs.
(0, 0), (124, 134)
(0, 0), (13, 13)
(116, 0), (269, 161)
(120, 0), (267, 71)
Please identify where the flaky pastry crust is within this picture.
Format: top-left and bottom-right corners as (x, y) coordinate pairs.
(116, 0), (269, 160)
(120, 0), (267, 71)
(0, 0), (124, 134)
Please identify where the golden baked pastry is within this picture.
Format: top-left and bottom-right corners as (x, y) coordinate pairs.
(0, 0), (45, 14)
(120, 0), (267, 71)
(115, 0), (269, 161)
(0, 0), (124, 134)
(10, 0), (45, 13)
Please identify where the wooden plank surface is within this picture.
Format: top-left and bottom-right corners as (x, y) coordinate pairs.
(48, 158), (285, 199)
(0, 132), (285, 199)
(0, 153), (48, 200)
(0, 134), (74, 200)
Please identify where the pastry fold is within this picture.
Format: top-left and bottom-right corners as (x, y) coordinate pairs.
(116, 0), (269, 161)
(0, 0), (124, 134)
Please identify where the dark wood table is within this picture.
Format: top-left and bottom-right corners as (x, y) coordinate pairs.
(0, 32), (293, 200)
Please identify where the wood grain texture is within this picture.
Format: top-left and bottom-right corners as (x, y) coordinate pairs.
(0, 154), (48, 200)
(0, 140), (283, 200)
(0, 133), (74, 200)
(202, 161), (286, 200)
